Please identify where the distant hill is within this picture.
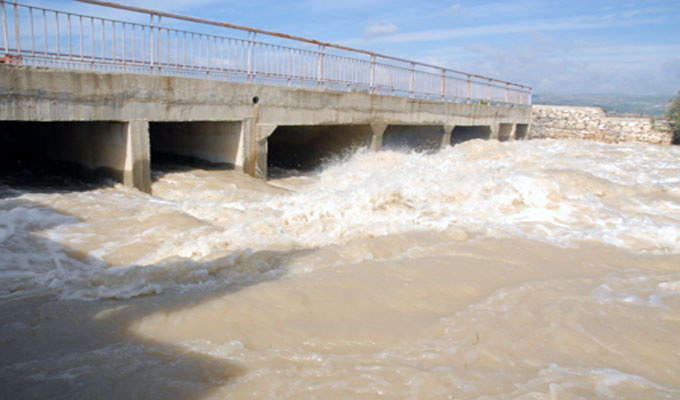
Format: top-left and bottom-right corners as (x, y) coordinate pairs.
(533, 93), (672, 117)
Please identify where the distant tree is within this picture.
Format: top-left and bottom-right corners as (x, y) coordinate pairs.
(667, 91), (680, 144)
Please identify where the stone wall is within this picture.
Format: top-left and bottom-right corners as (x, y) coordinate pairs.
(531, 105), (674, 145)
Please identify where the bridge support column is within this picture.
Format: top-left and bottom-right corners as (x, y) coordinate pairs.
(498, 123), (513, 142)
(370, 123), (387, 151)
(441, 124), (455, 148)
(510, 124), (518, 141)
(489, 124), (500, 140)
(124, 120), (151, 193)
(256, 124), (277, 179)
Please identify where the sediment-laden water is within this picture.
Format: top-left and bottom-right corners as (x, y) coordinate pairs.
(1, 139), (679, 399)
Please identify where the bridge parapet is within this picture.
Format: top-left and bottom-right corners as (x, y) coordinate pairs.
(1, 0), (531, 107)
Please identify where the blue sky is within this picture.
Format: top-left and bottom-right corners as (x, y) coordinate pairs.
(41, 0), (680, 95)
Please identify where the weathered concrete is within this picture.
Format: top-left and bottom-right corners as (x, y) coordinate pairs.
(531, 105), (673, 145)
(150, 121), (242, 167)
(0, 65), (532, 189)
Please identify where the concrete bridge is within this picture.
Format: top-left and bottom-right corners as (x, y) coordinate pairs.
(0, 1), (532, 193)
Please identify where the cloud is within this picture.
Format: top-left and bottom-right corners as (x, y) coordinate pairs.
(445, 3), (462, 14)
(364, 22), (399, 38)
(363, 14), (661, 45)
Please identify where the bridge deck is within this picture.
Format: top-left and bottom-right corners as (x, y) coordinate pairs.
(0, 1), (531, 193)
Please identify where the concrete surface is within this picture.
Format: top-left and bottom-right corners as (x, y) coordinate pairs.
(0, 65), (532, 191)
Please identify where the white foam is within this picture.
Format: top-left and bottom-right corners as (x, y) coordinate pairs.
(2, 139), (680, 299)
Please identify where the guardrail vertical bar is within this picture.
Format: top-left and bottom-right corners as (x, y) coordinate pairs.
(487, 79), (491, 102)
(29, 6), (35, 55)
(42, 9), (47, 56)
(79, 15), (83, 60)
(122, 22), (126, 68)
(370, 55), (376, 94)
(149, 14), (154, 72)
(111, 19), (115, 62)
(466, 75), (471, 104)
(131, 24), (136, 65)
(409, 62), (415, 98)
(157, 15), (161, 71)
(317, 44), (325, 89)
(56, 11), (60, 58)
(90, 17), (94, 66)
(440, 69), (446, 100)
(1, 1), (7, 55)
(100, 18), (104, 61)
(13, 1), (19, 55)
(68, 13), (72, 59)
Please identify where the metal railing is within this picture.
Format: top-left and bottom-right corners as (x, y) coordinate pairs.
(1, 0), (532, 107)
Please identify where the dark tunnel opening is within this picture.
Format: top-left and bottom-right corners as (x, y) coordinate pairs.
(0, 121), (128, 191)
(450, 125), (492, 146)
(516, 124), (529, 140)
(381, 125), (444, 152)
(266, 125), (372, 178)
(149, 121), (241, 177)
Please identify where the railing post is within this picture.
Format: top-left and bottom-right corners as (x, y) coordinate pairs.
(30, 7), (35, 56)
(487, 79), (492, 103)
(13, 0), (20, 55)
(1, 1), (8, 55)
(149, 14), (154, 73)
(157, 15), (162, 72)
(506, 83), (509, 106)
(370, 54), (376, 94)
(247, 31), (253, 83)
(317, 44), (325, 89)
(409, 62), (415, 98)
(466, 75), (471, 104)
(440, 69), (446, 101)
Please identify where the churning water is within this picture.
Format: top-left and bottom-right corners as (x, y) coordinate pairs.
(1, 139), (679, 399)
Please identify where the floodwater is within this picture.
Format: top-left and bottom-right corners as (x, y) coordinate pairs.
(1, 139), (679, 399)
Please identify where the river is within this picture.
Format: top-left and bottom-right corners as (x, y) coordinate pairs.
(1, 138), (679, 399)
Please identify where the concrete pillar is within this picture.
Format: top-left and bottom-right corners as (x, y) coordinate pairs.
(498, 123), (513, 142)
(489, 123), (500, 140)
(242, 118), (257, 178)
(510, 124), (518, 141)
(441, 124), (455, 149)
(255, 124), (277, 179)
(370, 123), (387, 151)
(124, 120), (151, 193)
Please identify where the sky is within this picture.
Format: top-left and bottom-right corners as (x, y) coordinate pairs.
(39, 0), (680, 96)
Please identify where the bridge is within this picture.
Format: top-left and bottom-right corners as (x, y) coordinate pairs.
(0, 0), (532, 193)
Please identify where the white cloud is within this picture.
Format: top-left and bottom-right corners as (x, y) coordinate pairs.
(445, 3), (462, 14)
(357, 14), (661, 45)
(364, 22), (399, 38)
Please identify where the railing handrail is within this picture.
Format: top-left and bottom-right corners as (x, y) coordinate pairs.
(1, 0), (532, 106)
(75, 0), (529, 91)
